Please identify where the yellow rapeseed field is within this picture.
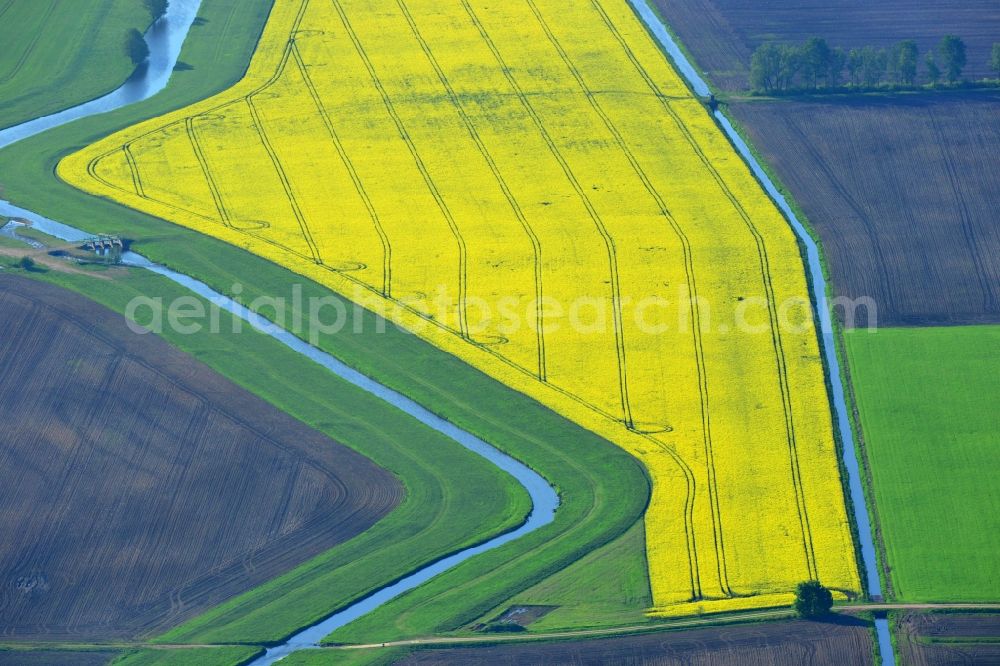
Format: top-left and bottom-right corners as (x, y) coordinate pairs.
(61, 0), (860, 614)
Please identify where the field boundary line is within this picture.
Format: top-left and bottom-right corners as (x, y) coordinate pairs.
(335, 608), (796, 649)
(326, 603), (1000, 651)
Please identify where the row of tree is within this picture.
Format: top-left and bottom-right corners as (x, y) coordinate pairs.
(749, 35), (996, 93)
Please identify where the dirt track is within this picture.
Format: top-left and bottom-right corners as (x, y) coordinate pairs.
(0, 275), (402, 640)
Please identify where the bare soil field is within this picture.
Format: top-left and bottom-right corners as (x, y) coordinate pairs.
(645, 0), (1000, 326)
(651, 0), (1000, 91)
(0, 275), (402, 640)
(898, 613), (1000, 665)
(396, 618), (874, 665)
(0, 651), (117, 665)
(729, 93), (1000, 327)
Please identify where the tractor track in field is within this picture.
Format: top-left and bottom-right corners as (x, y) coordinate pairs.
(85, 0), (837, 611)
(290, 39), (393, 297)
(590, 0), (819, 583)
(331, 0), (471, 340)
(526, 0), (722, 600)
(246, 45), (324, 265)
(396, 0), (548, 381)
(458, 0), (638, 433)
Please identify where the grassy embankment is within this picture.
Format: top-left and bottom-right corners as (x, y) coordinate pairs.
(0, 0), (151, 130)
(114, 647), (264, 666)
(846, 326), (1000, 603)
(0, 0), (649, 655)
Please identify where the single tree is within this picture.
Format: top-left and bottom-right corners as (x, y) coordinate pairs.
(750, 42), (782, 92)
(938, 35), (966, 82)
(776, 44), (802, 90)
(859, 46), (887, 86)
(828, 46), (847, 87)
(846, 48), (864, 85)
(799, 37), (832, 88)
(925, 51), (941, 84)
(144, 0), (169, 20)
(891, 40), (919, 84)
(18, 256), (35, 271)
(794, 580), (834, 619)
(990, 42), (1000, 79)
(125, 28), (149, 66)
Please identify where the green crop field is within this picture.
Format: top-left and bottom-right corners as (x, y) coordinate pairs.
(496, 520), (653, 632)
(0, 0), (151, 130)
(0, 0), (648, 654)
(847, 325), (1000, 602)
(112, 647), (264, 666)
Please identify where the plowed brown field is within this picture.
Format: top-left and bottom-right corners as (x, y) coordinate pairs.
(730, 93), (1000, 327)
(898, 613), (1000, 665)
(644, 0), (1000, 327)
(396, 618), (874, 665)
(0, 275), (401, 640)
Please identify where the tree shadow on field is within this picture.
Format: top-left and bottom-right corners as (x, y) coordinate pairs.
(809, 613), (873, 628)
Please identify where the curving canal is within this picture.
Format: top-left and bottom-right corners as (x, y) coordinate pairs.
(0, 2), (557, 663)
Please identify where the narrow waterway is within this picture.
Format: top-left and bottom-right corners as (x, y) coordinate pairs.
(0, 3), (557, 663)
(627, 1), (894, 662)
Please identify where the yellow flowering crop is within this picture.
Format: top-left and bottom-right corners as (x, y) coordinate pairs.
(61, 0), (860, 614)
